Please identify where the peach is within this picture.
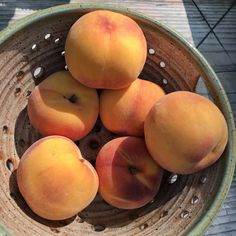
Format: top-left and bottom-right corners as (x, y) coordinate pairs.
(95, 137), (163, 209)
(17, 136), (99, 220)
(28, 71), (99, 141)
(100, 79), (165, 136)
(144, 91), (228, 174)
(65, 10), (147, 89)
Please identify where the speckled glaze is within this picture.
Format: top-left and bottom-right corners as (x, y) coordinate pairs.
(0, 3), (235, 236)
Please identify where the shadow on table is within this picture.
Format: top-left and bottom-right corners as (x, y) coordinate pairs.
(0, 0), (70, 31)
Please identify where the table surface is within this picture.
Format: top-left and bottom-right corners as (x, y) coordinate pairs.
(0, 0), (236, 235)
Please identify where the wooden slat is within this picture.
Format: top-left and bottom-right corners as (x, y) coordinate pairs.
(226, 207), (236, 215)
(192, 0), (235, 27)
(206, 223), (236, 235)
(214, 64), (236, 73)
(215, 72), (236, 125)
(211, 213), (236, 226)
(214, 5), (236, 64)
(198, 33), (234, 70)
(0, 0), (211, 46)
(217, 71), (236, 93)
(206, 170), (236, 235)
(226, 93), (236, 104)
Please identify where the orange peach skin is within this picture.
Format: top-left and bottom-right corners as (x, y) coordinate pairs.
(96, 137), (163, 209)
(144, 91), (228, 174)
(100, 79), (165, 136)
(17, 136), (99, 220)
(28, 71), (99, 141)
(65, 10), (147, 89)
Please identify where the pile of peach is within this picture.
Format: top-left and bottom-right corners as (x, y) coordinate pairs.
(16, 10), (228, 221)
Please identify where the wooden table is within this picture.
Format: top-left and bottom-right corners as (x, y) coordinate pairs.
(1, 0), (236, 235)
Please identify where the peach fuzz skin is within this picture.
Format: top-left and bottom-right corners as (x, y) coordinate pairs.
(27, 71), (99, 141)
(17, 136), (99, 220)
(95, 137), (163, 209)
(144, 91), (228, 174)
(100, 79), (165, 136)
(65, 10), (147, 89)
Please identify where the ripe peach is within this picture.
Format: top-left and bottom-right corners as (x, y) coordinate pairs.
(17, 136), (99, 220)
(100, 79), (165, 136)
(95, 137), (163, 209)
(27, 71), (99, 141)
(65, 10), (147, 89)
(144, 91), (228, 174)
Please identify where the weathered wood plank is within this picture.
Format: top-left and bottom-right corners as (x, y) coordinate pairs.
(226, 207), (236, 215)
(192, 0), (235, 27)
(198, 33), (234, 69)
(0, 0), (210, 46)
(206, 222), (236, 235)
(206, 171), (236, 235)
(211, 213), (236, 226)
(216, 71), (236, 119)
(214, 5), (236, 64)
(193, 0), (235, 27)
(217, 71), (236, 93)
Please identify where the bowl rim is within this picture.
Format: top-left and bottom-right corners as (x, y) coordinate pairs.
(0, 3), (235, 236)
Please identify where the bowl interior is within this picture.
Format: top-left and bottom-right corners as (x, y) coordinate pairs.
(0, 6), (234, 236)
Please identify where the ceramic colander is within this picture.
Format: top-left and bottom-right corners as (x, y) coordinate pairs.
(0, 4), (235, 236)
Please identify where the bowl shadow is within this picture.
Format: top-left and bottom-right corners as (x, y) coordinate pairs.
(77, 171), (187, 228)
(14, 107), (42, 159)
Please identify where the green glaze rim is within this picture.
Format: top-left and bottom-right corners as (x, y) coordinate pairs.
(0, 3), (235, 236)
